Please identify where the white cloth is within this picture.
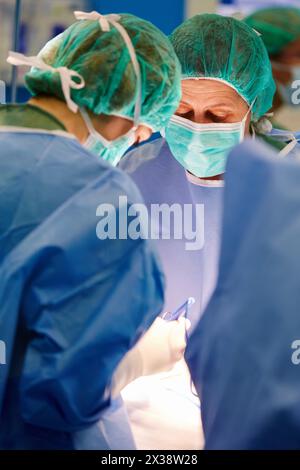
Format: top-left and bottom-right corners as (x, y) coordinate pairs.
(122, 360), (203, 450)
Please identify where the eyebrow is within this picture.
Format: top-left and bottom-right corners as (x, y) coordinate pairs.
(207, 109), (234, 117)
(179, 97), (238, 111)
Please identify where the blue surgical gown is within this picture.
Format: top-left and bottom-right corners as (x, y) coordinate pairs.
(120, 138), (224, 326)
(0, 129), (164, 449)
(187, 139), (300, 449)
(120, 131), (300, 327)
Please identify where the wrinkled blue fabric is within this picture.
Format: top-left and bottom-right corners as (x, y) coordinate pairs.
(187, 138), (300, 449)
(0, 130), (164, 449)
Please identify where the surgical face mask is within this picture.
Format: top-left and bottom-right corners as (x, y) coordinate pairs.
(272, 61), (300, 106)
(164, 105), (252, 178)
(81, 108), (137, 166)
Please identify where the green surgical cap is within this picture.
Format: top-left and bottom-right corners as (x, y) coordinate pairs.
(25, 14), (181, 132)
(170, 14), (276, 121)
(245, 7), (300, 56)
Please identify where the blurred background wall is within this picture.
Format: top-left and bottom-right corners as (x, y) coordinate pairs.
(1, 0), (300, 102)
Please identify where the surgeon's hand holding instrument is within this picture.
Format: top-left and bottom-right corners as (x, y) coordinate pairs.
(161, 297), (195, 321)
(111, 313), (191, 398)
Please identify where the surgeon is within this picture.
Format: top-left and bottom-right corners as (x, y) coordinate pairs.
(0, 11), (186, 450)
(121, 14), (290, 327)
(245, 7), (300, 130)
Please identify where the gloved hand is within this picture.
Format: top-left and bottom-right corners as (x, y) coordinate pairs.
(136, 316), (190, 376)
(111, 317), (190, 398)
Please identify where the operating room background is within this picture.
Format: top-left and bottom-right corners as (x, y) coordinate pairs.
(1, 0), (300, 117)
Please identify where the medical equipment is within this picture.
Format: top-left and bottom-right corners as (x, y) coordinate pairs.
(162, 297), (195, 322)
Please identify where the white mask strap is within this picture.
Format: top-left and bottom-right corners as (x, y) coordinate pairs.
(74, 11), (142, 127)
(80, 107), (112, 148)
(80, 107), (136, 148)
(74, 10), (121, 31)
(80, 107), (94, 134)
(7, 51), (85, 113)
(242, 98), (255, 124)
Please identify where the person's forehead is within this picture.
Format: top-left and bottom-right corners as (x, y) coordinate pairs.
(181, 79), (242, 102)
